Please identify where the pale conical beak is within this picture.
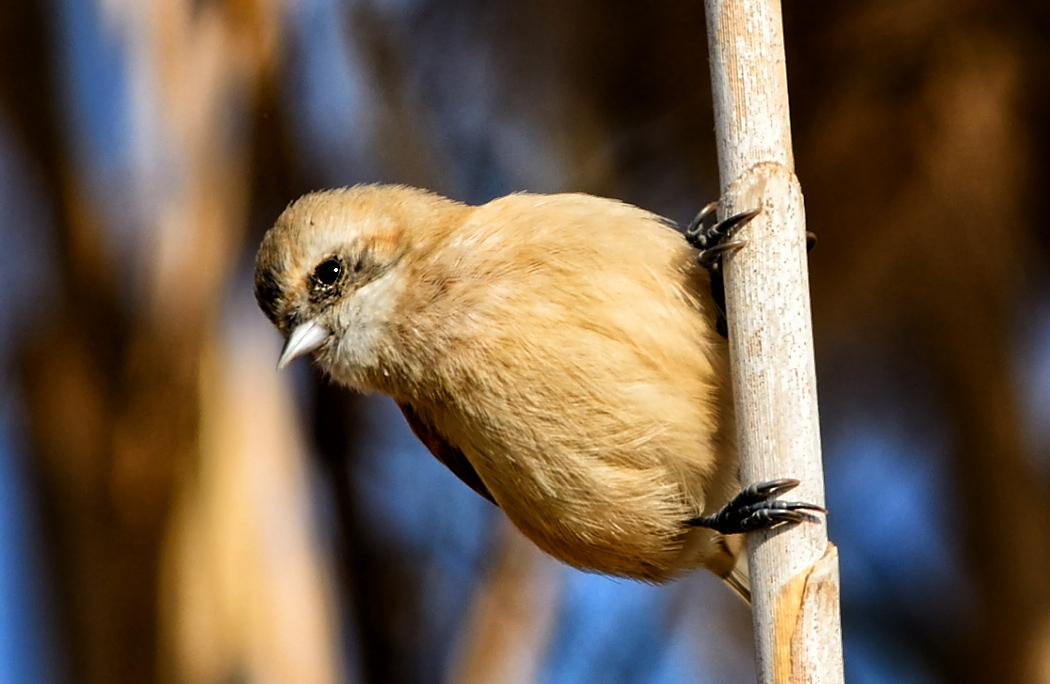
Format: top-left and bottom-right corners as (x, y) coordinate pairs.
(278, 320), (331, 369)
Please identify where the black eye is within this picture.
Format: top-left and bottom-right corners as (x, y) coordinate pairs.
(313, 258), (342, 286)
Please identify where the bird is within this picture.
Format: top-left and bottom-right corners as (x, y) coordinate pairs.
(253, 184), (823, 599)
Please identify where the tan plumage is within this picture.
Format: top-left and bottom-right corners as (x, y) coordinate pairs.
(254, 184), (747, 587)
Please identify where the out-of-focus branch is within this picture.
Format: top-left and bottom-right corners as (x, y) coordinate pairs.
(446, 521), (561, 684)
(160, 304), (345, 684)
(14, 2), (288, 683)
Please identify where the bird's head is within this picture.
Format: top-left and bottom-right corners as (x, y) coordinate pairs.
(254, 184), (463, 386)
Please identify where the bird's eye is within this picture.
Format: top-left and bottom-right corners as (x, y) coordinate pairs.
(313, 258), (342, 286)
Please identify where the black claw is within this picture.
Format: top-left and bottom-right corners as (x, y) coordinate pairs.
(696, 238), (748, 271)
(685, 203), (760, 273)
(684, 201), (719, 242)
(806, 231), (817, 253)
(687, 478), (825, 535)
(741, 477), (803, 502)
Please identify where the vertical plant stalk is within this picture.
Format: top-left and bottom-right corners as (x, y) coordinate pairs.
(703, 0), (844, 681)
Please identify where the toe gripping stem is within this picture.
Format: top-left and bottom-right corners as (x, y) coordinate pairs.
(685, 201), (760, 338)
(688, 478), (825, 535)
(684, 201), (817, 273)
(684, 201), (759, 273)
(684, 201), (815, 339)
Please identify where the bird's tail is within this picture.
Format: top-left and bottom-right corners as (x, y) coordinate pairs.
(721, 552), (751, 604)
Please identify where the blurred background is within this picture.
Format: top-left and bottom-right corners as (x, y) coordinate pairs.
(1, 0), (1049, 683)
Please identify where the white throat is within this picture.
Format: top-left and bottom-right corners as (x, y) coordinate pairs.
(320, 268), (406, 390)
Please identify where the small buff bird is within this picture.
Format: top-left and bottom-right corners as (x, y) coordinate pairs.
(254, 184), (822, 599)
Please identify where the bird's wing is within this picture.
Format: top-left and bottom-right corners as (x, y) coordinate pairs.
(397, 402), (497, 505)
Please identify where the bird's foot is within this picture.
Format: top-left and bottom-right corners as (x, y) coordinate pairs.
(687, 478), (825, 535)
(684, 201), (759, 273)
(685, 202), (817, 269)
